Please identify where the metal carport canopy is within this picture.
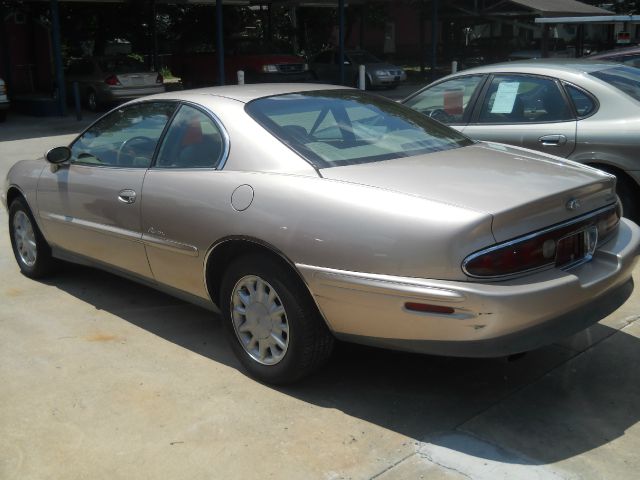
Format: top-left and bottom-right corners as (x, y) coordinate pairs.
(535, 15), (640, 24)
(507, 0), (610, 16)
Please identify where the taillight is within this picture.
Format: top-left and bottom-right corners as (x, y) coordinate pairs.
(156, 73), (163, 84)
(105, 75), (120, 86)
(463, 204), (620, 279)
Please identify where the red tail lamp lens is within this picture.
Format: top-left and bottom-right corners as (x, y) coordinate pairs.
(405, 302), (455, 314)
(463, 204), (620, 278)
(105, 75), (120, 86)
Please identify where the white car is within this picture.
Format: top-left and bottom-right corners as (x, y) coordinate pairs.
(0, 77), (9, 122)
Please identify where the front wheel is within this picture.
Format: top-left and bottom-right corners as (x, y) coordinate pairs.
(220, 254), (334, 384)
(9, 198), (56, 278)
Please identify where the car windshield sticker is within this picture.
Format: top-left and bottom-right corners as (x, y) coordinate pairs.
(444, 89), (464, 115)
(491, 82), (520, 114)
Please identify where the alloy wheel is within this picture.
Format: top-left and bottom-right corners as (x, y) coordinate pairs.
(13, 210), (37, 267)
(230, 275), (290, 365)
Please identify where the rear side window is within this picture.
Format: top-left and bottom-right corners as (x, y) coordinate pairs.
(404, 75), (485, 125)
(565, 85), (596, 117)
(590, 66), (640, 102)
(246, 90), (472, 169)
(155, 105), (225, 169)
(477, 75), (573, 124)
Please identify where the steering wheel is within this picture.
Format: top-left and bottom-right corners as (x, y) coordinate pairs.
(426, 108), (454, 123)
(116, 136), (154, 166)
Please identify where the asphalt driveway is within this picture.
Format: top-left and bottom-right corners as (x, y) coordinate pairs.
(1, 114), (640, 480)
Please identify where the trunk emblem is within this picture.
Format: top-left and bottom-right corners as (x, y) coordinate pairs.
(566, 198), (582, 211)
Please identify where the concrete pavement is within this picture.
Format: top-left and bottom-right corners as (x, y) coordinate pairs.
(1, 115), (640, 480)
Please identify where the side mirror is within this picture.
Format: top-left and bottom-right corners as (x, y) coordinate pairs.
(45, 146), (71, 164)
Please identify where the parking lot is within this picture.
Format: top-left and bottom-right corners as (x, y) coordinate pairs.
(2, 112), (640, 480)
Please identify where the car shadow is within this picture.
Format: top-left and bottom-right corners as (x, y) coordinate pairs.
(46, 263), (640, 466)
(0, 112), (101, 142)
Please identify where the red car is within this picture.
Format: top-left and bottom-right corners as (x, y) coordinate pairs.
(174, 40), (312, 87)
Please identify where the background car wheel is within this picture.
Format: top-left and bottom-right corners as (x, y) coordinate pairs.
(220, 254), (334, 384)
(86, 89), (100, 112)
(615, 176), (639, 223)
(9, 198), (56, 278)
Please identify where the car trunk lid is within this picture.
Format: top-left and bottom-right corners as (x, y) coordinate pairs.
(114, 72), (159, 87)
(320, 142), (617, 242)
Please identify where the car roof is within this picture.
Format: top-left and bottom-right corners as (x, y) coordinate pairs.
(150, 83), (347, 103)
(588, 45), (640, 58)
(451, 59), (622, 76)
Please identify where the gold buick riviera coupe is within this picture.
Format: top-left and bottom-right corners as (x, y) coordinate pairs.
(3, 84), (639, 384)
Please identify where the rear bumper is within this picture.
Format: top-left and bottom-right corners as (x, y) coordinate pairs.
(97, 85), (166, 102)
(297, 218), (640, 357)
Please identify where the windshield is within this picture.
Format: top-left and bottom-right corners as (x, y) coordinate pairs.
(347, 51), (382, 64)
(98, 56), (146, 74)
(590, 66), (640, 102)
(245, 90), (473, 169)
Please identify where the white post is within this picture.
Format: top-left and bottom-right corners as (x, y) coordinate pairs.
(358, 64), (366, 90)
(451, 61), (458, 74)
(237, 70), (245, 85)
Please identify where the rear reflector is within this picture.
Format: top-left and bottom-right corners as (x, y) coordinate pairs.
(405, 302), (455, 314)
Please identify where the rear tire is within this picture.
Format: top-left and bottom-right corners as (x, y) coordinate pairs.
(220, 254), (334, 384)
(615, 175), (640, 224)
(9, 198), (56, 278)
(86, 89), (99, 112)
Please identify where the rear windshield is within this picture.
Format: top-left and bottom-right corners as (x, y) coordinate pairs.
(98, 56), (146, 74)
(245, 90), (473, 169)
(590, 66), (640, 102)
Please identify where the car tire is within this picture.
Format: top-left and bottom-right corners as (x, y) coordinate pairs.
(615, 175), (639, 224)
(220, 254), (334, 384)
(9, 198), (56, 279)
(86, 89), (100, 112)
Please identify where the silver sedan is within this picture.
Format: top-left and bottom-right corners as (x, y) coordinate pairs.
(402, 60), (640, 222)
(3, 84), (639, 384)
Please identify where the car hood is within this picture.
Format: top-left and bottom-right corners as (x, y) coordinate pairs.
(235, 54), (304, 63)
(366, 62), (402, 71)
(320, 142), (617, 242)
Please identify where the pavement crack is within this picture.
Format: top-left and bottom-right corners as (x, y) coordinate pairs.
(369, 452), (416, 479)
(417, 450), (473, 480)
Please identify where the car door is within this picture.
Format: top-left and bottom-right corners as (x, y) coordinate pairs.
(140, 103), (228, 298)
(403, 74), (487, 131)
(462, 73), (577, 158)
(37, 101), (178, 278)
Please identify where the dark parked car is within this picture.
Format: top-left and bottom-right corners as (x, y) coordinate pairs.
(66, 56), (165, 111)
(309, 49), (406, 89)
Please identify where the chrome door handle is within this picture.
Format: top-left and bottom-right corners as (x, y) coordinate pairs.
(118, 189), (137, 204)
(538, 134), (567, 147)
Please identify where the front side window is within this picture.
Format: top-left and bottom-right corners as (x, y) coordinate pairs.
(155, 104), (225, 169)
(246, 90), (473, 169)
(404, 75), (485, 124)
(590, 66), (640, 102)
(70, 102), (177, 168)
(478, 75), (573, 124)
